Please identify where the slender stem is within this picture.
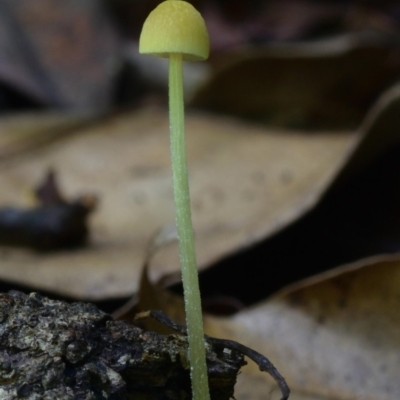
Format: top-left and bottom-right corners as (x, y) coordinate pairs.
(169, 53), (210, 400)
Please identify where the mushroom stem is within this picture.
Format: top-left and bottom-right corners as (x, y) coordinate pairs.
(169, 52), (210, 400)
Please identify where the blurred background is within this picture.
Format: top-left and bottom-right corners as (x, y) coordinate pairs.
(1, 0), (399, 115)
(0, 1), (399, 399)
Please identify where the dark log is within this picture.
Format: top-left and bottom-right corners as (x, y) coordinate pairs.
(0, 291), (244, 399)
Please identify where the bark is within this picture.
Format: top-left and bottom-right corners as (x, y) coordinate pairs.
(0, 291), (244, 400)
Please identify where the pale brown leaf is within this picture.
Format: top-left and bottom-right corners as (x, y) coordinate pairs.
(0, 82), (398, 300)
(193, 33), (400, 128)
(204, 254), (400, 400)
(0, 107), (358, 299)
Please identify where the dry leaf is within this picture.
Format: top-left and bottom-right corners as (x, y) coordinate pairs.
(197, 84), (400, 306)
(112, 225), (186, 327)
(0, 111), (98, 161)
(204, 254), (400, 400)
(192, 33), (400, 128)
(0, 82), (399, 300)
(332, 82), (400, 182)
(0, 107), (358, 299)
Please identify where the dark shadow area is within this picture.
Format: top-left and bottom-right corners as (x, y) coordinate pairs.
(195, 144), (400, 308)
(0, 83), (43, 112)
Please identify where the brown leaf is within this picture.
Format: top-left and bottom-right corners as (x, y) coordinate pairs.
(0, 107), (358, 299)
(0, 111), (98, 162)
(0, 81), (398, 300)
(193, 33), (400, 128)
(332, 82), (400, 182)
(114, 260), (186, 335)
(204, 254), (400, 400)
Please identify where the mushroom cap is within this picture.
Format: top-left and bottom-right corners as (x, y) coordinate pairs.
(139, 0), (209, 62)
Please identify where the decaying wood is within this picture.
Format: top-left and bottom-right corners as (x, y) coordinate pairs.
(0, 291), (244, 399)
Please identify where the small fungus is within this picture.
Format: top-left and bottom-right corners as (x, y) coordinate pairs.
(140, 1), (210, 399)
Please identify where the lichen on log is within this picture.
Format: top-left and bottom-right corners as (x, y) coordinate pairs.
(0, 291), (244, 399)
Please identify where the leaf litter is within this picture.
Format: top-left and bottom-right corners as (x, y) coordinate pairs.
(192, 32), (400, 128)
(204, 254), (400, 400)
(0, 2), (399, 399)
(118, 218), (400, 399)
(0, 78), (399, 301)
(0, 107), (357, 299)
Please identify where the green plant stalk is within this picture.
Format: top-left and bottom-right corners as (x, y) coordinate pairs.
(169, 52), (210, 400)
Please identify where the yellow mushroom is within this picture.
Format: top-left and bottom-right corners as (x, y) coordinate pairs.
(140, 2), (210, 400)
(139, 0), (209, 61)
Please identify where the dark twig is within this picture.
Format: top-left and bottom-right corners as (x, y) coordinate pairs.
(135, 310), (290, 400)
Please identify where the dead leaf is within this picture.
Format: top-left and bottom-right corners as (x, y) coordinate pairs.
(0, 107), (358, 299)
(0, 81), (399, 300)
(197, 83), (400, 306)
(192, 33), (400, 128)
(204, 254), (400, 400)
(0, 111), (98, 162)
(331, 82), (400, 183)
(112, 225), (186, 329)
(112, 226), (186, 333)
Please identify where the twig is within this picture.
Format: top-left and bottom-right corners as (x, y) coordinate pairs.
(135, 310), (290, 400)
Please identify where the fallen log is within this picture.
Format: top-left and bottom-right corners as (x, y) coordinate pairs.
(0, 291), (244, 399)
